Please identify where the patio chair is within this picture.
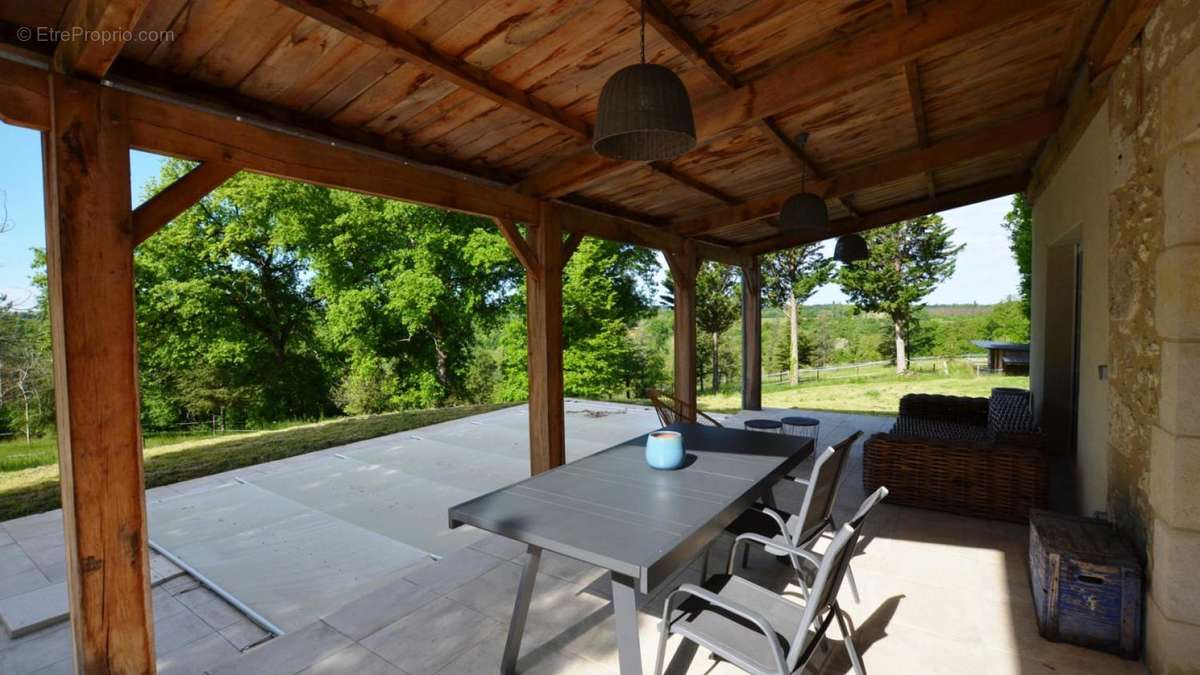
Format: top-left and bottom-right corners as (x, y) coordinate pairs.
(726, 432), (859, 566)
(648, 389), (724, 428)
(721, 432), (868, 599)
(653, 523), (867, 675)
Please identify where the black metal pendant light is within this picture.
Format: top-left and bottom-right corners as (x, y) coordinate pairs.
(593, 2), (697, 161)
(778, 132), (828, 231)
(834, 234), (869, 263)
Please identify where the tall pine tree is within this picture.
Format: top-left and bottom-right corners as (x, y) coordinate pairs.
(837, 215), (962, 372)
(761, 244), (833, 384)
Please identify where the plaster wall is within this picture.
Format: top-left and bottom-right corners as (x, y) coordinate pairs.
(1030, 103), (1111, 517)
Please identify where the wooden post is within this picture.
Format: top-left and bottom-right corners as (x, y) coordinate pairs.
(44, 74), (155, 674)
(741, 259), (762, 411)
(499, 206), (566, 474)
(666, 244), (698, 422)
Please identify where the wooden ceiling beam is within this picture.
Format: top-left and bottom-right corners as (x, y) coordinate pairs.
(543, 201), (749, 268)
(754, 119), (859, 216)
(132, 162), (239, 245)
(517, 0), (1057, 199)
(1088, 0), (1158, 83)
(53, 0), (151, 77)
(624, 0), (739, 90)
(674, 108), (1062, 237)
(894, 0), (935, 199)
(738, 173), (1029, 256)
(275, 0), (591, 140)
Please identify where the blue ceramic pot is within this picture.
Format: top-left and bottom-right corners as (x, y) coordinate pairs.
(645, 430), (685, 470)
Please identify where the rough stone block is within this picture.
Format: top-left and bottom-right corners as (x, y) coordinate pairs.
(1159, 341), (1200, 436)
(1151, 427), (1200, 531)
(1152, 519), (1200, 626)
(1159, 39), (1200, 153)
(1147, 594), (1200, 675)
(1166, 143), (1200, 246)
(1156, 245), (1200, 338)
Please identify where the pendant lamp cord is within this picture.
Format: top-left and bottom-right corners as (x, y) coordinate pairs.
(640, 1), (646, 64)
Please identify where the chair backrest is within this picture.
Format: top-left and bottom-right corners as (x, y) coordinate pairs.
(647, 389), (723, 428)
(791, 431), (862, 545)
(787, 523), (860, 670)
(648, 389), (683, 427)
(848, 486), (889, 530)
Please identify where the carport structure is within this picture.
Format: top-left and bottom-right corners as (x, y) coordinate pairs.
(0, 0), (1158, 672)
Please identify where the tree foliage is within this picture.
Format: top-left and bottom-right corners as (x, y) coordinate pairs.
(837, 216), (963, 372)
(761, 244), (832, 383)
(1002, 193), (1033, 319)
(695, 262), (740, 392)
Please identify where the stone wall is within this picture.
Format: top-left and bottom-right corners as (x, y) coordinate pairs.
(1104, 1), (1200, 672)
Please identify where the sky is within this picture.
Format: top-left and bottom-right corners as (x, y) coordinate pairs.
(0, 122), (1020, 309)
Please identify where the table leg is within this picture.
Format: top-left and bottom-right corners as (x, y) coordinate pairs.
(611, 573), (644, 675)
(501, 545), (541, 675)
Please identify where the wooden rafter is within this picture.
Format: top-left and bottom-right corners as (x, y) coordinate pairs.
(755, 119), (860, 217)
(53, 0), (151, 77)
(630, 0), (857, 220)
(517, 0), (1059, 198)
(893, 0), (936, 199)
(132, 162), (239, 245)
(1088, 0), (1159, 82)
(739, 174), (1029, 256)
(275, 0), (591, 139)
(650, 163), (739, 205)
(1029, 0), (1158, 199)
(674, 108), (1062, 237)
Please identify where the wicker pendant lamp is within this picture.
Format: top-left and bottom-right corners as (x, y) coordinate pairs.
(778, 132), (829, 232)
(834, 234), (870, 263)
(593, 2), (696, 161)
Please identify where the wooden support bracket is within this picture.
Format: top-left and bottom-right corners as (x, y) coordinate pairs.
(132, 161), (239, 245)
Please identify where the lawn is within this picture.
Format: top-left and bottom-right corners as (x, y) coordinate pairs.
(699, 370), (1030, 415)
(0, 403), (511, 521)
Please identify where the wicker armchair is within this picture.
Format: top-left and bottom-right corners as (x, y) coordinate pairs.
(863, 392), (1047, 523)
(647, 389), (723, 428)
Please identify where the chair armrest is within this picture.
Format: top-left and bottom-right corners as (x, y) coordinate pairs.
(662, 584), (788, 675)
(728, 532), (823, 574)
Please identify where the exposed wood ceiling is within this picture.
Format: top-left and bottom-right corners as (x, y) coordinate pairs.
(0, 0), (1119, 256)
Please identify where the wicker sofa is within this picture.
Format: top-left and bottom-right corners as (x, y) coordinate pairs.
(863, 392), (1048, 523)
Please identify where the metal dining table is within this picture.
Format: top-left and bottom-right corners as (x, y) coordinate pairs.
(448, 421), (814, 675)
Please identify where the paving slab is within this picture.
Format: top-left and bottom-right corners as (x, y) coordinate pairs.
(0, 582), (67, 638)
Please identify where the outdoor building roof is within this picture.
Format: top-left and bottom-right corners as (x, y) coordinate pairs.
(0, 0), (1116, 259)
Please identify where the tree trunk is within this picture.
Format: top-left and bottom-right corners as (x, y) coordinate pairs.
(788, 294), (799, 386)
(711, 331), (720, 393)
(894, 318), (908, 373)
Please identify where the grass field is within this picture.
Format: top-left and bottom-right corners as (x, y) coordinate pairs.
(0, 403), (511, 521)
(0, 423), (312, 472)
(699, 369), (1029, 415)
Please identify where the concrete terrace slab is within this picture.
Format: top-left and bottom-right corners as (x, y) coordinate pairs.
(144, 401), (664, 633)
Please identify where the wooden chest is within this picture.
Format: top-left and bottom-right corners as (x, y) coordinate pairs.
(1028, 509), (1142, 659)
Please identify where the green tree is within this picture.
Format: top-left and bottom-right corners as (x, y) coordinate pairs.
(695, 262), (740, 392)
(499, 239), (659, 400)
(288, 192), (520, 410)
(983, 298), (1031, 342)
(135, 162), (334, 426)
(1002, 193), (1032, 319)
(761, 245), (832, 384)
(837, 216), (963, 372)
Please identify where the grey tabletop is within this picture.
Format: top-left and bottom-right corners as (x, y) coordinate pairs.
(448, 422), (813, 593)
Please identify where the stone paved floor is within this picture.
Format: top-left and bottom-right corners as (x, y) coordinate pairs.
(0, 569), (273, 675)
(1, 408), (1151, 674)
